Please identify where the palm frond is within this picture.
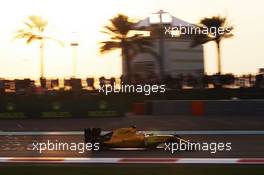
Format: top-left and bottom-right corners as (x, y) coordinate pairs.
(44, 36), (65, 46)
(26, 35), (38, 44)
(103, 26), (118, 35)
(28, 15), (48, 31)
(200, 16), (226, 29)
(110, 14), (135, 36)
(14, 31), (32, 39)
(191, 16), (234, 47)
(15, 15), (63, 47)
(100, 13), (156, 70)
(190, 33), (213, 47)
(23, 21), (33, 29)
(100, 41), (121, 54)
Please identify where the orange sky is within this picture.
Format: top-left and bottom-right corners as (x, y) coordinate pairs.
(0, 0), (264, 79)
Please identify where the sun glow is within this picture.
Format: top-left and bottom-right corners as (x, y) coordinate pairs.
(0, 0), (124, 79)
(0, 0), (264, 79)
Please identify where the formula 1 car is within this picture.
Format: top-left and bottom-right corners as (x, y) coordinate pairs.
(84, 126), (191, 150)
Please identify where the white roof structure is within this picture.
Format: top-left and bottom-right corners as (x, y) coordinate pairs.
(134, 10), (195, 30)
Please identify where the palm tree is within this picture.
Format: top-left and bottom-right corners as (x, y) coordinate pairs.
(191, 16), (233, 75)
(15, 15), (63, 78)
(100, 14), (155, 82)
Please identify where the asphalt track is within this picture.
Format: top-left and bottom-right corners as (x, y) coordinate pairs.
(0, 114), (264, 131)
(0, 115), (263, 164)
(1, 132), (264, 158)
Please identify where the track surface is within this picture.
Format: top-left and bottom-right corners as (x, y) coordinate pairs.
(1, 134), (263, 158)
(1, 115), (263, 161)
(0, 115), (263, 131)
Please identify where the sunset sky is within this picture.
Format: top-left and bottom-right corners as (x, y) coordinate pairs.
(0, 0), (264, 79)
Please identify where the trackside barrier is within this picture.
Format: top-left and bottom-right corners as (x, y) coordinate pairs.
(132, 102), (146, 115)
(191, 101), (204, 116)
(144, 100), (264, 116)
(0, 98), (124, 118)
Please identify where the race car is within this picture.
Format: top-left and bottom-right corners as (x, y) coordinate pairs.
(84, 126), (191, 150)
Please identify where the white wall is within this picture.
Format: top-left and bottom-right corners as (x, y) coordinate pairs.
(130, 37), (204, 77)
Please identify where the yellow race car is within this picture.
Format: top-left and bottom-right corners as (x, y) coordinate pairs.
(84, 126), (190, 150)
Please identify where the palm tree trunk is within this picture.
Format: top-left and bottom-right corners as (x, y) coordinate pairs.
(122, 46), (131, 83)
(72, 45), (78, 78)
(216, 41), (221, 75)
(40, 39), (45, 78)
